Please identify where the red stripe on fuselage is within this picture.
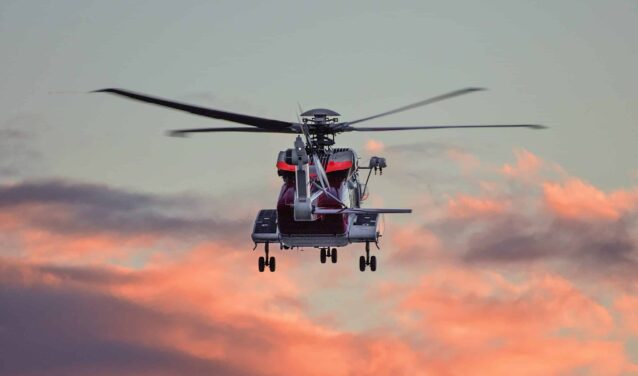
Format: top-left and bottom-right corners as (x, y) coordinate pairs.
(276, 161), (296, 171)
(276, 160), (352, 172)
(326, 160), (352, 172)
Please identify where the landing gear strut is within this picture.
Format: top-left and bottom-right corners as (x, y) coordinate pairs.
(258, 242), (276, 272)
(320, 248), (338, 264)
(359, 242), (377, 272)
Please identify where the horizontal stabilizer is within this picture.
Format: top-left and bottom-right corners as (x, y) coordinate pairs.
(314, 208), (412, 215)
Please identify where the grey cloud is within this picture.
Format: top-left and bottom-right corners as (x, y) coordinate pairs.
(461, 213), (638, 279)
(0, 115), (43, 178)
(389, 192), (638, 282)
(0, 262), (263, 376)
(0, 179), (250, 243)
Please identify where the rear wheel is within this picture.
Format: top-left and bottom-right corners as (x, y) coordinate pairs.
(370, 256), (377, 272)
(331, 248), (338, 263)
(258, 256), (265, 272)
(269, 257), (276, 272)
(359, 256), (366, 272)
(320, 248), (327, 264)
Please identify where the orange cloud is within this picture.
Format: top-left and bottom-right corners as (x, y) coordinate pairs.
(447, 147), (480, 171)
(4, 221), (638, 375)
(543, 178), (638, 220)
(500, 149), (542, 178)
(395, 268), (630, 375)
(447, 194), (509, 218)
(365, 139), (385, 153)
(0, 203), (166, 264)
(389, 223), (442, 264)
(1, 254), (435, 376)
(3, 161), (638, 376)
(614, 294), (638, 335)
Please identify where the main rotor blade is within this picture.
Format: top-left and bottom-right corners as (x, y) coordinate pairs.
(168, 127), (298, 137)
(347, 124), (546, 132)
(346, 87), (485, 126)
(93, 88), (296, 131)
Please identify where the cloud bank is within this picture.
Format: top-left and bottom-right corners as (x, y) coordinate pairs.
(2, 149), (638, 375)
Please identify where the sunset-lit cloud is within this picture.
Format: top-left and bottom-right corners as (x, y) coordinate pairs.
(392, 268), (629, 375)
(446, 147), (481, 174)
(2, 149), (638, 375)
(543, 178), (638, 220)
(0, 179), (250, 263)
(500, 148), (543, 178)
(364, 139), (385, 153)
(447, 194), (509, 218)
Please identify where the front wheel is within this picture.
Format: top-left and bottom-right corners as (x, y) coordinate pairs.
(370, 256), (377, 272)
(258, 256), (265, 272)
(320, 248), (327, 264)
(359, 256), (366, 272)
(269, 256), (276, 272)
(331, 248), (338, 264)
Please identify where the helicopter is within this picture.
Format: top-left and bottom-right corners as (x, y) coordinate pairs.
(94, 87), (544, 272)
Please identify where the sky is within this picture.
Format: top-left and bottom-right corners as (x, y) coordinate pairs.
(1, 1), (638, 375)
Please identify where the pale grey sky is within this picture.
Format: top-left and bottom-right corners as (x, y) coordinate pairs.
(1, 0), (637, 199)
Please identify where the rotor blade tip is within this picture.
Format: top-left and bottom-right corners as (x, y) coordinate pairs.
(91, 88), (118, 94)
(167, 130), (186, 137)
(530, 124), (548, 130)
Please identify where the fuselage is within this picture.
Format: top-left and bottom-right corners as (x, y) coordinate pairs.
(275, 147), (358, 236)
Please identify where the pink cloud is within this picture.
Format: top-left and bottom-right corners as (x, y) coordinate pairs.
(614, 294), (638, 335)
(500, 149), (542, 178)
(447, 147), (481, 171)
(3, 154), (638, 375)
(364, 139), (385, 153)
(543, 178), (638, 220)
(388, 223), (442, 264)
(447, 194), (509, 218)
(394, 268), (629, 375)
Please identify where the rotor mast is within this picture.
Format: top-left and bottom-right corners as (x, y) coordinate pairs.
(300, 108), (341, 153)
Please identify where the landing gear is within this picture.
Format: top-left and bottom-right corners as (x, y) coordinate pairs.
(359, 242), (377, 272)
(320, 248), (338, 264)
(258, 243), (276, 272)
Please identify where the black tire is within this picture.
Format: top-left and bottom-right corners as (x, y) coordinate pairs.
(331, 248), (338, 263)
(320, 248), (327, 264)
(359, 255), (366, 272)
(269, 256), (276, 272)
(370, 256), (377, 272)
(258, 256), (265, 272)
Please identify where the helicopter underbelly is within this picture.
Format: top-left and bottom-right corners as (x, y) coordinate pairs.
(276, 181), (347, 235)
(251, 209), (381, 248)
